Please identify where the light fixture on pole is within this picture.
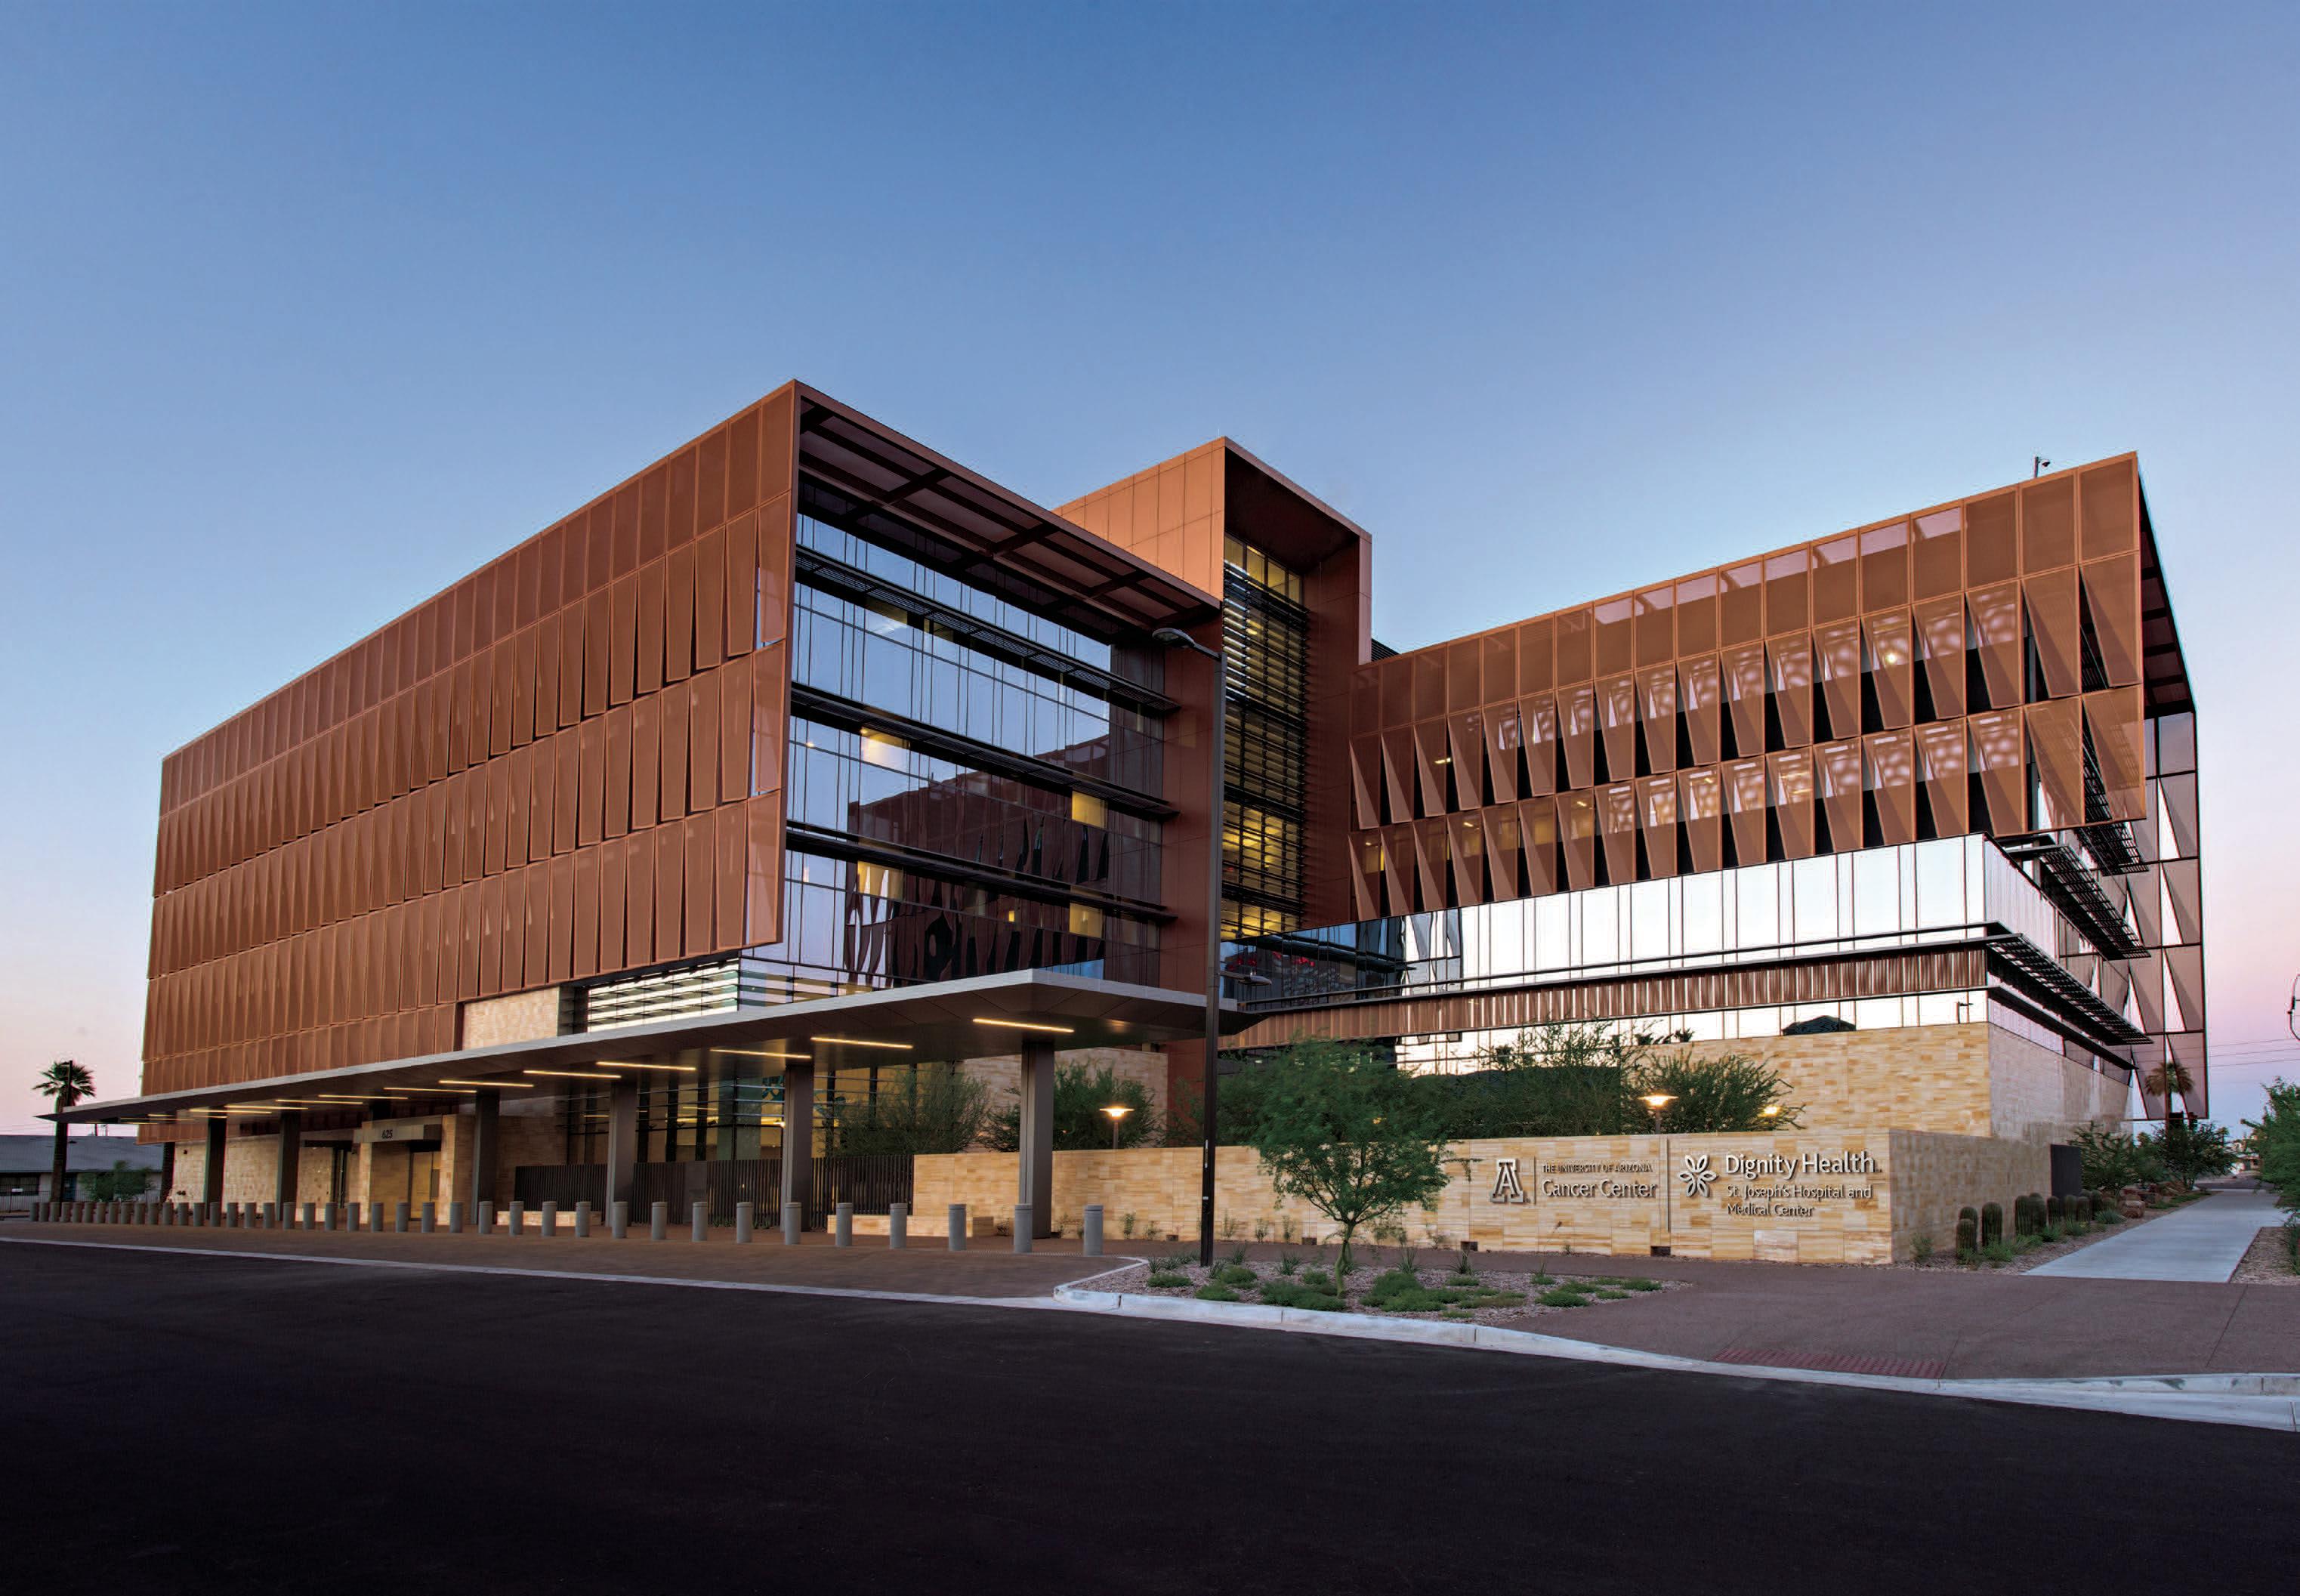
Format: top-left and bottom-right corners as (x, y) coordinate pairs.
(1640, 1092), (1676, 1133)
(1103, 1104), (1134, 1150)
(1153, 623), (1226, 1270)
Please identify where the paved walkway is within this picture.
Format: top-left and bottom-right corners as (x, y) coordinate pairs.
(2028, 1188), (2280, 1282)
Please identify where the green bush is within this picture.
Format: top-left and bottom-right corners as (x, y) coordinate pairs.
(986, 1060), (1156, 1153)
(1980, 1202), (2005, 1247)
(1257, 1278), (1346, 1311)
(1300, 1268), (1335, 1290)
(1214, 1264), (1258, 1287)
(1594, 1288), (1629, 1300)
(1909, 1233), (1936, 1265)
(1277, 1252), (1301, 1276)
(2098, 1208), (2123, 1225)
(1535, 1286), (1591, 1307)
(1146, 1270), (1190, 1289)
(1620, 1278), (1662, 1292)
(1193, 1283), (1242, 1302)
(1981, 1239), (2014, 1266)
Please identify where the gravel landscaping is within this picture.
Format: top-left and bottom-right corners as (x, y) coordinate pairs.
(1090, 1249), (1688, 1325)
(2231, 1225), (2300, 1285)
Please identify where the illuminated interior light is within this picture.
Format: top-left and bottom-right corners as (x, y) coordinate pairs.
(714, 1048), (813, 1061)
(436, 1079), (536, 1088)
(808, 1036), (913, 1051)
(524, 1069), (625, 1079)
(971, 1018), (1074, 1035)
(607, 1061), (697, 1073)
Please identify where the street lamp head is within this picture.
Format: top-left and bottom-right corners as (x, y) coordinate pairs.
(1151, 626), (1221, 662)
(1760, 1104), (1782, 1119)
(1103, 1105), (1133, 1122)
(1639, 1094), (1677, 1112)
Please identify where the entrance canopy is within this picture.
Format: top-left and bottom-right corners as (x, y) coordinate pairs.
(59, 971), (1241, 1128)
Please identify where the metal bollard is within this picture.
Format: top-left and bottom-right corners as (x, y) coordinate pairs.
(540, 1201), (557, 1239)
(227, 1202), (241, 1229)
(1083, 1204), (1104, 1256)
(394, 1202), (409, 1233)
(477, 1199), (495, 1236)
(782, 1201), (802, 1243)
(889, 1201), (908, 1249)
(611, 1200), (629, 1239)
(835, 1202), (853, 1247)
(949, 1203), (968, 1252)
(650, 1201), (668, 1241)
(734, 1202), (754, 1243)
(372, 1201), (389, 1233)
(690, 1202), (708, 1243)
(324, 1202), (339, 1231)
(421, 1201), (437, 1233)
(1014, 1205), (1033, 1253)
(508, 1201), (525, 1237)
(448, 1201), (466, 1234)
(575, 1201), (591, 1238)
(301, 1201), (316, 1230)
(261, 1202), (276, 1229)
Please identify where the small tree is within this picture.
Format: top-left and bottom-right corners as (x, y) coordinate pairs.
(33, 1060), (95, 1202)
(2141, 1118), (2237, 1188)
(1245, 1040), (1453, 1288)
(987, 1062), (1157, 1152)
(830, 1063), (992, 1156)
(2244, 1079), (2300, 1215)
(1626, 1048), (1800, 1131)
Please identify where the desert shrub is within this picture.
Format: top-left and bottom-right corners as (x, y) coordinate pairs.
(1300, 1268), (1334, 1290)
(1258, 1278), (1346, 1312)
(1193, 1283), (1241, 1302)
(1593, 1288), (1629, 1300)
(1621, 1278), (1662, 1291)
(1214, 1264), (1258, 1287)
(1146, 1270), (1190, 1289)
(1980, 1202), (2005, 1247)
(1909, 1233), (1936, 1265)
(2098, 1208), (2123, 1225)
(1536, 1286), (1591, 1307)
(1981, 1239), (2014, 1266)
(1277, 1252), (1301, 1276)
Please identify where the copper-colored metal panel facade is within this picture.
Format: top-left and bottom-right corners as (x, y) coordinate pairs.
(1344, 454), (2202, 1103)
(145, 388), (800, 1094)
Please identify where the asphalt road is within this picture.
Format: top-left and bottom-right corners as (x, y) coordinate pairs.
(4, 1243), (2291, 1595)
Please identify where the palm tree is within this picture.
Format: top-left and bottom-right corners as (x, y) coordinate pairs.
(33, 1060), (95, 1205)
(2143, 1058), (2195, 1138)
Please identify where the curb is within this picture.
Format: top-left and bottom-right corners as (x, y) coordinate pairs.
(1052, 1285), (2300, 1434)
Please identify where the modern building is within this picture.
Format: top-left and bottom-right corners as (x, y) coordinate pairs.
(58, 384), (2204, 1222)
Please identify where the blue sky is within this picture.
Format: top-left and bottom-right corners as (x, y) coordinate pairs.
(3, 2), (2295, 1133)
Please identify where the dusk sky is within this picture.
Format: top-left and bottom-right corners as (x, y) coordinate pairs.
(2, 2), (2295, 1136)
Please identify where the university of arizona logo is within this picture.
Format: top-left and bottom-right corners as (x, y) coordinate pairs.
(1679, 1153), (1717, 1197)
(1490, 1157), (1529, 1204)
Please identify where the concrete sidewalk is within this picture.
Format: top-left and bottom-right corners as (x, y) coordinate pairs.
(2027, 1187), (2280, 1282)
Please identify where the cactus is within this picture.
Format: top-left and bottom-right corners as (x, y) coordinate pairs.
(1980, 1202), (2004, 1247)
(1956, 1205), (1980, 1259)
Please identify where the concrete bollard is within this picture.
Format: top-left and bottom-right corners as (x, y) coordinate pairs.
(575, 1201), (591, 1238)
(540, 1201), (557, 1239)
(889, 1202), (908, 1249)
(782, 1201), (803, 1243)
(1014, 1205), (1033, 1253)
(301, 1201), (316, 1230)
(612, 1200), (629, 1239)
(508, 1201), (525, 1237)
(650, 1201), (668, 1241)
(323, 1202), (338, 1231)
(949, 1203), (967, 1252)
(734, 1202), (754, 1243)
(477, 1199), (495, 1236)
(690, 1202), (708, 1243)
(261, 1202), (276, 1229)
(448, 1201), (465, 1234)
(227, 1202), (241, 1229)
(370, 1201), (387, 1233)
(835, 1202), (853, 1247)
(207, 1202), (221, 1227)
(421, 1201), (437, 1233)
(394, 1202), (409, 1234)
(1083, 1204), (1104, 1256)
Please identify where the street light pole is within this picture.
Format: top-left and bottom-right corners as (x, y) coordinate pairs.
(1154, 625), (1226, 1270)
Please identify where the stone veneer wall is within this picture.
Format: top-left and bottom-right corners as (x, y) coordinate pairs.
(1887, 1129), (2051, 1258)
(167, 1138), (344, 1209)
(459, 987), (569, 1048)
(918, 1128), (2051, 1264)
(1984, 1025), (2128, 1143)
